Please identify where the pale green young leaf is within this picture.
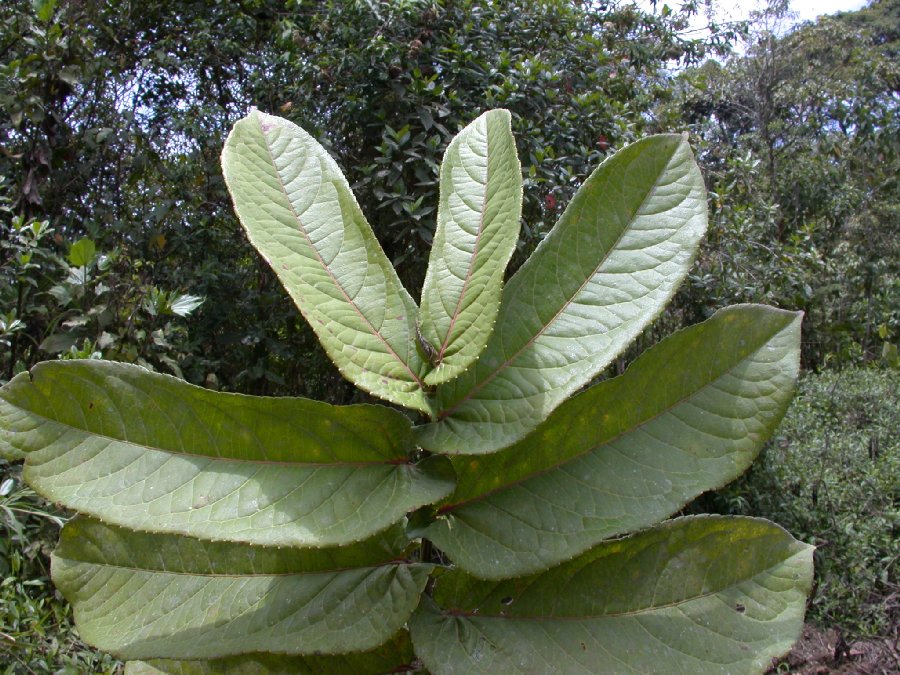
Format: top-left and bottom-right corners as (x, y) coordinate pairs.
(53, 518), (430, 660)
(0, 361), (454, 547)
(417, 134), (707, 454)
(410, 516), (813, 674)
(425, 305), (801, 578)
(167, 293), (204, 317)
(68, 237), (96, 267)
(221, 111), (428, 411)
(419, 109), (522, 385)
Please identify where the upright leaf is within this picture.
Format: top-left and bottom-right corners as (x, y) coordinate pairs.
(0, 361), (454, 547)
(68, 237), (96, 267)
(53, 518), (431, 660)
(417, 134), (707, 454)
(418, 109), (522, 385)
(222, 111), (428, 411)
(410, 516), (814, 674)
(426, 305), (801, 578)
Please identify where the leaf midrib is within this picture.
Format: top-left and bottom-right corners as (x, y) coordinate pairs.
(15, 405), (408, 467)
(436, 142), (681, 420)
(436, 551), (802, 621)
(60, 558), (417, 578)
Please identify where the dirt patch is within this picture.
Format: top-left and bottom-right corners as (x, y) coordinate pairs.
(768, 625), (899, 674)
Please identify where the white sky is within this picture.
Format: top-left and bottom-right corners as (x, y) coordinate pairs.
(635, 0), (871, 56)
(638, 0), (870, 39)
(774, 0), (867, 21)
(702, 0), (868, 25)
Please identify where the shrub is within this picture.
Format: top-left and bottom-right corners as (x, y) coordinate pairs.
(0, 110), (812, 673)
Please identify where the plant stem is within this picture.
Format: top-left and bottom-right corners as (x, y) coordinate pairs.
(420, 537), (433, 565)
(7, 279), (23, 381)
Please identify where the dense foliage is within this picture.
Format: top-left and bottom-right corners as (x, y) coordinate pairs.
(667, 0), (899, 368)
(3, 0), (891, 390)
(0, 0), (736, 398)
(0, 0), (896, 669)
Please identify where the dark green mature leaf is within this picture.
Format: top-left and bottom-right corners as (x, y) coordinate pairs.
(125, 631), (414, 673)
(425, 305), (801, 578)
(417, 134), (707, 454)
(0, 361), (454, 547)
(419, 109), (522, 385)
(410, 516), (813, 674)
(53, 518), (430, 660)
(222, 111), (429, 412)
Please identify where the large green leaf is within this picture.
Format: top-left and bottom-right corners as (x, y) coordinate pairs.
(125, 632), (414, 674)
(417, 134), (707, 454)
(222, 110), (428, 412)
(424, 305), (801, 578)
(410, 516), (813, 674)
(52, 518), (431, 660)
(0, 361), (454, 547)
(418, 109), (522, 385)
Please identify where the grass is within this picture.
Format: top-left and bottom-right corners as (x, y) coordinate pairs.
(0, 463), (120, 674)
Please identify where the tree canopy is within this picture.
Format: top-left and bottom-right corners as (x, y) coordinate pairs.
(1, 0), (896, 396)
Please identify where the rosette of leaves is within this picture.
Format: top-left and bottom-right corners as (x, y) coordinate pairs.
(0, 109), (813, 674)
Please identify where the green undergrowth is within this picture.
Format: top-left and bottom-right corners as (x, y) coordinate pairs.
(695, 365), (899, 637)
(0, 463), (120, 674)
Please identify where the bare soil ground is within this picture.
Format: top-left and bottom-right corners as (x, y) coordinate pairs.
(769, 625), (900, 674)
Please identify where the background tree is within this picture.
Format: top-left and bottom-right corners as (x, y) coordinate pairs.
(1, 0), (733, 397)
(668, 0), (899, 368)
